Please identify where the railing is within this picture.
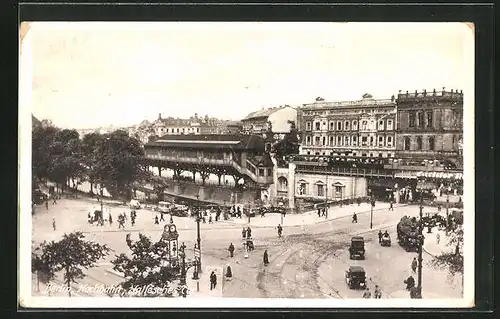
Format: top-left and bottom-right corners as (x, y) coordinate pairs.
(295, 165), (394, 178)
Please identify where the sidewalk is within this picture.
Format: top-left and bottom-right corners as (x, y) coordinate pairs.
(423, 229), (454, 257)
(223, 202), (406, 228)
(186, 265), (223, 298)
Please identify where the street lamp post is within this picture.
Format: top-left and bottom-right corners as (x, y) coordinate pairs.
(369, 189), (374, 229)
(413, 181), (425, 299)
(325, 173), (328, 219)
(179, 242), (187, 285)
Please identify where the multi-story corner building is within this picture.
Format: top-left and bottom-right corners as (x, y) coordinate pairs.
(241, 106), (298, 135)
(395, 88), (463, 166)
(298, 94), (397, 158)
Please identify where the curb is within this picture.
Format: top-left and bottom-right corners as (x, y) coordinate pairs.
(350, 222), (398, 236)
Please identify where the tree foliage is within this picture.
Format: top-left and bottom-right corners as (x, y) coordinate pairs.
(32, 122), (147, 201)
(33, 232), (111, 296)
(272, 120), (300, 166)
(111, 233), (182, 297)
(431, 226), (464, 276)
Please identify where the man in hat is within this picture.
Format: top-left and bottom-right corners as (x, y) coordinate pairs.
(210, 271), (217, 290)
(228, 243), (235, 257)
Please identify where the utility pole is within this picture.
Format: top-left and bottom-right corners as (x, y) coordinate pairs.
(369, 189), (374, 229)
(414, 184), (424, 299)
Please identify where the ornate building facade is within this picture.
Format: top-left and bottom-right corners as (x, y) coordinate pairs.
(298, 94), (397, 158)
(395, 88), (463, 166)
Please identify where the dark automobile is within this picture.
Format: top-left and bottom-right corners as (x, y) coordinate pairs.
(380, 233), (391, 247)
(345, 266), (367, 289)
(349, 236), (366, 259)
(32, 189), (48, 205)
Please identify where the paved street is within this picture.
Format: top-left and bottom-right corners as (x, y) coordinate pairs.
(32, 197), (461, 299)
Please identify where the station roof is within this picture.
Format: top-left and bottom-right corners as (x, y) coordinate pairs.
(145, 134), (266, 151)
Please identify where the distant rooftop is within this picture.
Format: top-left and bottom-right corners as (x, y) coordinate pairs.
(301, 94), (396, 110)
(242, 105), (295, 121)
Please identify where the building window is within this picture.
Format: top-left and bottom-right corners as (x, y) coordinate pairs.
(352, 120), (358, 130)
(378, 136), (384, 146)
(345, 121), (350, 130)
(370, 136), (374, 146)
(336, 121), (341, 130)
(329, 136), (334, 145)
(315, 136), (320, 145)
(176, 128), (179, 133)
(337, 136), (342, 146)
(387, 136), (393, 147)
(362, 153), (367, 157)
(298, 182), (307, 195)
(306, 136), (311, 145)
(259, 168), (265, 176)
(388, 153), (393, 157)
(409, 112), (416, 127)
(361, 121), (367, 130)
(345, 136), (350, 146)
(378, 120), (384, 130)
(329, 122), (334, 130)
(416, 136), (423, 150)
(418, 112), (424, 128)
(379, 153), (383, 157)
(427, 112), (433, 128)
(428, 137), (435, 150)
(322, 136), (326, 146)
(404, 137), (411, 150)
(352, 136), (358, 146)
(315, 122), (320, 130)
(306, 122), (312, 131)
(361, 136), (368, 146)
(317, 184), (325, 197)
(387, 120), (393, 130)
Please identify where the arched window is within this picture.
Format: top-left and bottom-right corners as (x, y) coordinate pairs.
(337, 121), (342, 130)
(404, 136), (411, 151)
(345, 121), (350, 130)
(277, 177), (288, 192)
(352, 120), (358, 130)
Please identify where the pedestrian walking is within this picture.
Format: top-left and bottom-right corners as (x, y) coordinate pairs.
(131, 216), (135, 226)
(209, 215), (213, 224)
(389, 201), (394, 211)
(52, 218), (56, 231)
(109, 213), (113, 226)
(362, 288), (371, 298)
(210, 271), (217, 290)
(352, 212), (358, 223)
(277, 224), (283, 238)
(225, 265), (233, 281)
(378, 230), (383, 243)
(52, 195), (57, 205)
(246, 227), (252, 239)
(404, 275), (415, 290)
(263, 250), (269, 266)
(241, 227), (247, 239)
(436, 233), (440, 245)
(317, 207), (321, 217)
(411, 257), (417, 273)
(322, 207), (326, 217)
(126, 233), (132, 248)
(45, 200), (49, 211)
(160, 212), (165, 222)
(155, 216), (159, 225)
(374, 285), (382, 299)
(228, 243), (235, 257)
(437, 204), (442, 212)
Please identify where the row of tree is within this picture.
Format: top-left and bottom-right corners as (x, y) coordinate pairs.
(32, 232), (186, 297)
(32, 122), (148, 199)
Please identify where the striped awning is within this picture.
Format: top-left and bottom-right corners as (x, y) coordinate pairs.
(416, 171), (463, 180)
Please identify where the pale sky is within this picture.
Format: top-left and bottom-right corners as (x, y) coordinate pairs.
(22, 22), (473, 129)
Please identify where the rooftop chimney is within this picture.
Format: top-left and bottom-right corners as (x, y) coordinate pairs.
(158, 113), (162, 120)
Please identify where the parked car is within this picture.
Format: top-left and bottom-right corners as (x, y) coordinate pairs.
(171, 204), (189, 217)
(32, 189), (48, 205)
(129, 199), (141, 210)
(349, 236), (366, 260)
(345, 266), (367, 289)
(158, 201), (172, 214)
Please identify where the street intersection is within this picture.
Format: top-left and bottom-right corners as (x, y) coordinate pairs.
(31, 197), (462, 299)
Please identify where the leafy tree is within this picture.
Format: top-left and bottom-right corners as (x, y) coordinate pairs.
(151, 176), (169, 203)
(272, 120), (300, 166)
(35, 232), (111, 296)
(111, 233), (182, 297)
(47, 129), (84, 193)
(32, 242), (58, 293)
(32, 124), (59, 185)
(80, 132), (105, 194)
(431, 226), (464, 285)
(92, 130), (147, 200)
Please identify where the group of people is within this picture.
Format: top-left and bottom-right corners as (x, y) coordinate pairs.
(362, 285), (382, 298)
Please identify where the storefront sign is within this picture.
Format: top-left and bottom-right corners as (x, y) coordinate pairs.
(416, 171), (463, 180)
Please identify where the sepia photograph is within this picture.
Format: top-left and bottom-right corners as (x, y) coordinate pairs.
(19, 22), (474, 308)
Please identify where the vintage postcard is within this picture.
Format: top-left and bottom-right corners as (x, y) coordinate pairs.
(19, 22), (474, 308)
